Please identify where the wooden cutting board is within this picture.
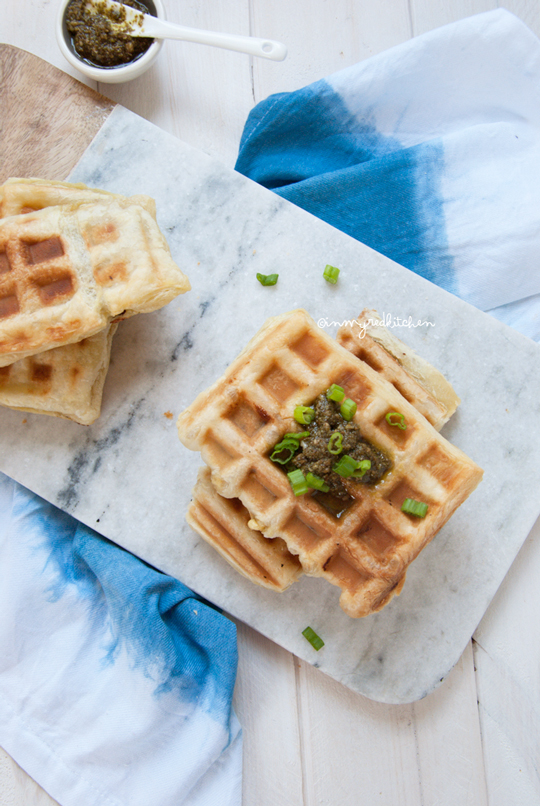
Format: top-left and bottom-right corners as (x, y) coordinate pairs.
(0, 44), (115, 184)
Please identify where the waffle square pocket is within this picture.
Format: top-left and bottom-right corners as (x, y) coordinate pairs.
(177, 309), (483, 618)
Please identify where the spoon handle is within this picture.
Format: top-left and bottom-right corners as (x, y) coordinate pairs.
(141, 17), (287, 61)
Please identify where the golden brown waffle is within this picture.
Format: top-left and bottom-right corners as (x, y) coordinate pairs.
(337, 310), (459, 430)
(178, 309), (483, 618)
(0, 177), (157, 220)
(0, 197), (190, 366)
(0, 324), (117, 425)
(188, 466), (303, 592)
(186, 311), (457, 597)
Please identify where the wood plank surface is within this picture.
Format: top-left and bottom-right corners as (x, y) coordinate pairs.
(2, 1), (540, 804)
(473, 512), (540, 806)
(0, 46), (114, 184)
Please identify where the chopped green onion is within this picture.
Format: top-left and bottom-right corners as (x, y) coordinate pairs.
(352, 459), (371, 478)
(294, 405), (314, 425)
(270, 451), (294, 465)
(271, 430), (310, 464)
(256, 272), (278, 286)
(323, 264), (340, 284)
(287, 469), (309, 496)
(306, 472), (330, 492)
(270, 438), (300, 464)
(334, 454), (372, 478)
(340, 398), (357, 421)
(326, 383), (345, 402)
(302, 626), (325, 651)
(401, 498), (428, 518)
(327, 432), (344, 455)
(276, 438), (301, 449)
(284, 431), (310, 441)
(333, 454), (361, 478)
(386, 411), (407, 430)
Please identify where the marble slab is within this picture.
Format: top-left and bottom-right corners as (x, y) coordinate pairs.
(2, 105), (540, 704)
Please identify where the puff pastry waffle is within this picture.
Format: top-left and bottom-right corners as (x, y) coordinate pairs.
(0, 196), (190, 365)
(0, 324), (117, 425)
(178, 309), (483, 618)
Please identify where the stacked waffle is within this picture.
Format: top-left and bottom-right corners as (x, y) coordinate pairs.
(0, 178), (190, 424)
(177, 308), (482, 618)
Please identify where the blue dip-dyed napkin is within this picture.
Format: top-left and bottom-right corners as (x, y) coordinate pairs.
(236, 9), (540, 342)
(0, 475), (242, 806)
(2, 8), (540, 806)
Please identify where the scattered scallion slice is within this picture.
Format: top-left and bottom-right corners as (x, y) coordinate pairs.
(284, 431), (310, 441)
(270, 438), (299, 464)
(326, 383), (345, 402)
(340, 398), (357, 421)
(256, 272), (279, 286)
(351, 459), (371, 478)
(323, 264), (340, 284)
(401, 498), (428, 518)
(287, 469), (309, 496)
(294, 405), (315, 425)
(302, 626), (325, 651)
(277, 438), (301, 448)
(270, 428), (311, 464)
(333, 454), (361, 478)
(327, 432), (344, 455)
(385, 411), (407, 430)
(306, 472), (330, 492)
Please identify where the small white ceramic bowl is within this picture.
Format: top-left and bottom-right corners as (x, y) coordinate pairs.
(56, 0), (165, 83)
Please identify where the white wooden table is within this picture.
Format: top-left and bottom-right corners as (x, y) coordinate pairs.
(2, 2), (540, 804)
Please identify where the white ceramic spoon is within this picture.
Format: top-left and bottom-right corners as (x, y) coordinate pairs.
(84, 0), (288, 61)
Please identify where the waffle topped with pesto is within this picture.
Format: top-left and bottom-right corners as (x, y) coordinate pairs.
(177, 308), (483, 618)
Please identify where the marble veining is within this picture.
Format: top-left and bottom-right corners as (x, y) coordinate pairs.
(2, 105), (540, 703)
